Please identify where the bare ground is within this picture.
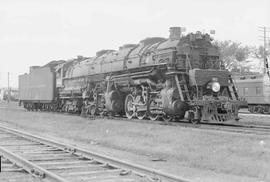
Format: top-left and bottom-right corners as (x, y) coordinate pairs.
(0, 102), (270, 182)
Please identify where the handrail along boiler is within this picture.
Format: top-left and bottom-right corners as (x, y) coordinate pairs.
(19, 27), (246, 123)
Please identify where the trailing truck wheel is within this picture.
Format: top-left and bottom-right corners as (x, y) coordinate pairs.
(136, 111), (146, 120)
(148, 99), (159, 121)
(89, 105), (96, 116)
(125, 94), (135, 119)
(162, 114), (173, 122)
(149, 114), (159, 121)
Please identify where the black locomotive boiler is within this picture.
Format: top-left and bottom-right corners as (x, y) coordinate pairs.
(19, 27), (246, 123)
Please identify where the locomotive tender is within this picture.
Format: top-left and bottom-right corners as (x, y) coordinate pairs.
(19, 27), (246, 123)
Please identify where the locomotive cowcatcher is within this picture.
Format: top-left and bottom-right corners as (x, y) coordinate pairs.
(19, 27), (247, 123)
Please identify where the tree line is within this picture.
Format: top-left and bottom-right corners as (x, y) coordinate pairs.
(214, 40), (270, 74)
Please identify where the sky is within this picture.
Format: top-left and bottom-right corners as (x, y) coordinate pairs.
(0, 0), (269, 87)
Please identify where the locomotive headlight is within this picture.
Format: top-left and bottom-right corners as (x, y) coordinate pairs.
(212, 82), (220, 92)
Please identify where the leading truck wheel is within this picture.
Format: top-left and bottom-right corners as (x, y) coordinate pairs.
(188, 110), (200, 124)
(125, 94), (135, 119)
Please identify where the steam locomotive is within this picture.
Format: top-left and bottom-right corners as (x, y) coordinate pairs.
(19, 27), (246, 123)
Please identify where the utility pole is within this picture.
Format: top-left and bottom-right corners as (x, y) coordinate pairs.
(7, 72), (10, 103)
(259, 27), (270, 74)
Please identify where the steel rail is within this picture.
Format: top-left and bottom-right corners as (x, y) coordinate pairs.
(0, 146), (69, 182)
(104, 114), (270, 134)
(199, 123), (270, 135)
(239, 112), (270, 117)
(88, 114), (270, 135)
(0, 124), (189, 182)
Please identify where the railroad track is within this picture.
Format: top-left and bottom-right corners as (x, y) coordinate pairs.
(91, 113), (270, 135)
(195, 122), (270, 135)
(239, 111), (270, 117)
(0, 155), (38, 182)
(94, 115), (270, 135)
(1, 112), (270, 139)
(2, 105), (270, 136)
(0, 125), (188, 182)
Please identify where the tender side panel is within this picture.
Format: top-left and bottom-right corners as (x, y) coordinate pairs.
(19, 67), (55, 102)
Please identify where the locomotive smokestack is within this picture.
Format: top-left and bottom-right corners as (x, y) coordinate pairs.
(169, 27), (181, 40)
